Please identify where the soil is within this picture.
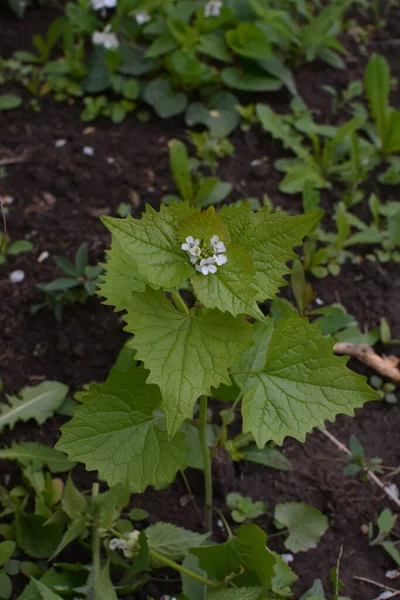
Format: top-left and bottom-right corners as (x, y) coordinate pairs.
(1, 2), (400, 600)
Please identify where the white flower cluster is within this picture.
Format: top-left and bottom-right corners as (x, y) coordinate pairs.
(109, 530), (140, 559)
(135, 11), (151, 24)
(204, 0), (223, 18)
(92, 25), (119, 49)
(181, 235), (227, 275)
(91, 0), (117, 10)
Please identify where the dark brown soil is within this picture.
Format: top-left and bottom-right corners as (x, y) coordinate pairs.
(1, 3), (400, 600)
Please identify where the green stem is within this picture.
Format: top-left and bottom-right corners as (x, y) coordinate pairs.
(180, 469), (202, 521)
(211, 391), (243, 458)
(149, 549), (218, 588)
(213, 507), (233, 538)
(199, 395), (213, 533)
(230, 431), (254, 451)
(171, 290), (189, 315)
(92, 483), (101, 598)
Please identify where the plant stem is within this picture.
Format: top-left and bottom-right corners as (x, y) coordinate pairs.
(92, 483), (101, 599)
(171, 290), (189, 314)
(199, 395), (213, 533)
(180, 469), (203, 521)
(149, 549), (218, 588)
(211, 391), (243, 458)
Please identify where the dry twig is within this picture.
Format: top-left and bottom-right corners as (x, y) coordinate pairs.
(320, 429), (400, 511)
(333, 342), (400, 384)
(354, 575), (400, 595)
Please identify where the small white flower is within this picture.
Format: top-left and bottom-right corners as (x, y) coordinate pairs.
(83, 146), (94, 156)
(204, 0), (222, 17)
(123, 529), (141, 559)
(91, 0), (117, 10)
(9, 270), (25, 284)
(315, 297), (324, 306)
(92, 29), (119, 49)
(196, 257), (217, 275)
(55, 139), (67, 148)
(281, 553), (294, 564)
(182, 234), (227, 275)
(135, 11), (151, 24)
(214, 253), (227, 266)
(109, 537), (127, 551)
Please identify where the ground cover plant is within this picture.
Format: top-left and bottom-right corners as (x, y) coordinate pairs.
(1, 0), (400, 599)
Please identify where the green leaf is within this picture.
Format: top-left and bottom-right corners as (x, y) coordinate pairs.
(242, 445), (292, 471)
(146, 523), (209, 563)
(222, 67), (281, 92)
(381, 541), (400, 566)
(56, 348), (188, 492)
(7, 240), (33, 255)
(124, 287), (252, 435)
(102, 202), (196, 290)
(62, 476), (87, 519)
(169, 139), (194, 203)
(145, 33), (179, 58)
(226, 23), (272, 59)
(377, 508), (397, 536)
(300, 579), (326, 600)
(207, 588), (267, 600)
(143, 78), (187, 118)
(0, 543), (15, 568)
(0, 443), (73, 473)
(31, 579), (63, 600)
(16, 512), (63, 559)
(98, 236), (146, 312)
(274, 502), (328, 553)
(197, 34), (232, 62)
(0, 382), (69, 431)
(53, 256), (76, 277)
(185, 92), (240, 137)
(234, 318), (379, 447)
(85, 47), (110, 93)
(119, 43), (157, 76)
(0, 95), (22, 111)
(129, 508), (149, 521)
(191, 525), (276, 588)
(74, 243), (88, 277)
(50, 515), (87, 560)
(95, 562), (118, 600)
(220, 203), (320, 302)
(365, 53), (389, 141)
(0, 574), (11, 600)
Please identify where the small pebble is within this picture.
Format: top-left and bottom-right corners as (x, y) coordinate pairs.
(55, 138), (67, 148)
(376, 592), (395, 600)
(386, 570), (400, 580)
(9, 270), (25, 283)
(386, 483), (399, 499)
(360, 523), (369, 535)
(37, 251), (49, 263)
(217, 519), (224, 528)
(2, 195), (14, 205)
(281, 553), (294, 564)
(107, 157), (115, 164)
(315, 297), (324, 305)
(83, 146), (94, 156)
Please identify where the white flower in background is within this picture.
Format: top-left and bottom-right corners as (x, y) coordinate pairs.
(92, 25), (119, 49)
(204, 0), (222, 18)
(135, 11), (151, 24)
(91, 0), (117, 10)
(181, 234), (228, 275)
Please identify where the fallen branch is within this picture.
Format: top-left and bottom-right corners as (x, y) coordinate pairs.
(320, 429), (400, 511)
(333, 342), (400, 384)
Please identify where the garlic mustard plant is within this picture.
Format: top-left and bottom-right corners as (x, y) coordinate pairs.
(57, 197), (379, 539)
